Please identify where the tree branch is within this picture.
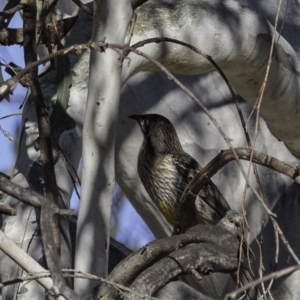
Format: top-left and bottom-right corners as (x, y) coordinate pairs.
(0, 3), (25, 17)
(0, 40), (108, 100)
(74, 0), (133, 295)
(0, 230), (65, 300)
(130, 243), (237, 299)
(0, 173), (72, 215)
(94, 212), (242, 299)
(71, 0), (92, 16)
(0, 199), (16, 215)
(0, 16), (78, 46)
(21, 1), (79, 298)
(176, 148), (300, 275)
(178, 147), (299, 232)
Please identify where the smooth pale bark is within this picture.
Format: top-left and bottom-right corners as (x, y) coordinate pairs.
(55, 0), (300, 298)
(122, 0), (300, 158)
(0, 94), (74, 299)
(2, 0), (300, 299)
(74, 0), (133, 296)
(0, 1), (80, 298)
(117, 1), (300, 298)
(0, 230), (64, 300)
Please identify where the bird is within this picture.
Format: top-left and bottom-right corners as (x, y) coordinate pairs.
(129, 113), (231, 227)
(130, 113), (258, 299)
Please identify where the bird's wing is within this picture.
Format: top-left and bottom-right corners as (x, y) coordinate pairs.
(171, 151), (231, 224)
(171, 152), (201, 182)
(195, 180), (231, 224)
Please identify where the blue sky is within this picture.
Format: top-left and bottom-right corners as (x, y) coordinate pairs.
(0, 2), (155, 250)
(0, 2), (24, 173)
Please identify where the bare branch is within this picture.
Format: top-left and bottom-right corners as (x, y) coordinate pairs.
(0, 3), (25, 16)
(0, 173), (72, 216)
(129, 243), (237, 299)
(0, 230), (63, 299)
(0, 28), (24, 45)
(71, 0), (93, 15)
(0, 16), (78, 46)
(40, 0), (59, 19)
(0, 40), (109, 101)
(21, 1), (80, 298)
(94, 213), (242, 299)
(0, 199), (16, 215)
(178, 147), (300, 232)
(225, 265), (300, 300)
(129, 48), (276, 224)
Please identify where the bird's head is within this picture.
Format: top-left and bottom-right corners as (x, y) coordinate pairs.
(129, 114), (183, 153)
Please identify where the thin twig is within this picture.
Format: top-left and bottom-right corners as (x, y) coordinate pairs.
(0, 173), (73, 215)
(40, 0), (59, 20)
(0, 112), (22, 120)
(0, 40), (109, 100)
(277, 0), (290, 42)
(271, 217), (300, 264)
(71, 0), (93, 16)
(247, 0), (296, 284)
(0, 3), (25, 16)
(130, 48), (280, 219)
(225, 264), (300, 299)
(251, 0), (283, 152)
(129, 37), (236, 100)
(0, 269), (160, 300)
(0, 199), (16, 215)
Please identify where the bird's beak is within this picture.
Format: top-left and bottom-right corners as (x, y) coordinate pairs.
(129, 115), (148, 135)
(128, 115), (140, 121)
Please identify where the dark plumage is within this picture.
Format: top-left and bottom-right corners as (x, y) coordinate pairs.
(129, 113), (230, 226)
(130, 114), (258, 299)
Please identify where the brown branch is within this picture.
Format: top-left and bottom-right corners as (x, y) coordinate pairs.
(0, 28), (24, 45)
(21, 1), (80, 299)
(71, 0), (93, 15)
(0, 173), (72, 216)
(178, 147), (300, 232)
(128, 36), (300, 291)
(225, 264), (300, 300)
(187, 147), (300, 194)
(177, 147), (300, 273)
(94, 213), (241, 299)
(0, 17), (78, 46)
(127, 47), (300, 269)
(23, 0), (59, 211)
(129, 48), (273, 222)
(0, 3), (25, 16)
(0, 40), (109, 101)
(0, 199), (17, 215)
(130, 243), (237, 299)
(4, 62), (31, 88)
(40, 0), (59, 19)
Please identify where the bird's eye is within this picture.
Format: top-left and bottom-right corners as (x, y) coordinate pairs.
(141, 119), (150, 136)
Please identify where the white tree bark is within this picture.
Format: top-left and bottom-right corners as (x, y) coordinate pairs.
(74, 0), (133, 296)
(0, 230), (64, 299)
(122, 0), (300, 157)
(0, 94), (75, 299)
(70, 0), (300, 297)
(2, 0), (300, 299)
